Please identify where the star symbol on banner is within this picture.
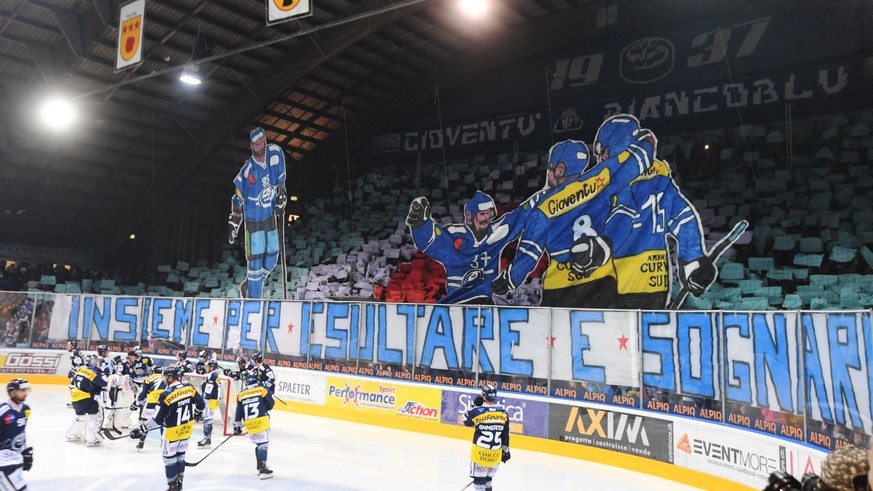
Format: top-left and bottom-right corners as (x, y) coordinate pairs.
(213, 316), (219, 325)
(546, 336), (556, 349)
(122, 25), (127, 33)
(595, 176), (606, 188)
(618, 334), (629, 351)
(287, 323), (294, 334)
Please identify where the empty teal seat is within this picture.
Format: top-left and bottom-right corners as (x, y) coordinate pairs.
(719, 262), (745, 281)
(772, 236), (796, 251)
(766, 269), (793, 281)
(794, 254), (823, 268)
(748, 257), (774, 271)
(830, 246), (857, 263)
(810, 274), (839, 286)
(782, 294), (802, 309)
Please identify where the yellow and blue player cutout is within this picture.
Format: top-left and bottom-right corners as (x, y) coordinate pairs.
(228, 127), (287, 299)
(407, 191), (534, 304)
(0, 378), (32, 491)
(605, 156), (713, 308)
(233, 372), (276, 480)
(464, 384), (510, 491)
(492, 114), (658, 307)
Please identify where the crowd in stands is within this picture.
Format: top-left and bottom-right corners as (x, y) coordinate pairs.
(3, 110), (873, 310)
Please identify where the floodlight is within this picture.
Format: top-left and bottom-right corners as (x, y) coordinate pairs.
(37, 97), (77, 130)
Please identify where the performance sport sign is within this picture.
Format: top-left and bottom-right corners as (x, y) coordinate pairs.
(116, 0), (145, 71)
(266, 0), (312, 25)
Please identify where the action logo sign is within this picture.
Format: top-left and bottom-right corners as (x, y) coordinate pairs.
(266, 0), (312, 25)
(116, 0), (145, 70)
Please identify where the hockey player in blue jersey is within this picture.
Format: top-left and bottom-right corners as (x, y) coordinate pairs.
(228, 127), (287, 299)
(67, 354), (108, 446)
(0, 378), (32, 491)
(492, 118), (658, 307)
(234, 372), (276, 480)
(176, 351), (195, 374)
(132, 365), (166, 451)
(197, 360), (221, 449)
(251, 352), (276, 394)
(194, 350), (215, 375)
(604, 156), (714, 308)
(66, 340), (83, 408)
(463, 384), (510, 491)
(407, 190), (534, 304)
(131, 367), (205, 491)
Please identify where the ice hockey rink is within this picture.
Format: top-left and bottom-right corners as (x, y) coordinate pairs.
(27, 385), (703, 490)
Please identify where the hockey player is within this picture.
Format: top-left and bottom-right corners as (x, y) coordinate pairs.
(228, 127), (287, 299)
(67, 355), (108, 446)
(130, 367), (205, 491)
(0, 378), (32, 491)
(492, 116), (658, 307)
(250, 352), (275, 394)
(464, 384), (510, 491)
(66, 341), (84, 408)
(128, 348), (153, 390)
(233, 372), (275, 480)
(194, 350), (214, 375)
(176, 351), (194, 374)
(604, 155), (714, 309)
(131, 365), (166, 451)
(407, 191), (536, 304)
(197, 360), (221, 449)
(224, 355), (253, 381)
(104, 354), (132, 431)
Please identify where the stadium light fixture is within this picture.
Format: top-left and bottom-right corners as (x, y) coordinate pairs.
(37, 96), (77, 131)
(458, 0), (488, 18)
(179, 66), (202, 85)
(289, 195), (298, 201)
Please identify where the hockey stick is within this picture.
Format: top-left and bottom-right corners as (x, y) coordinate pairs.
(669, 220), (749, 310)
(184, 434), (235, 467)
(276, 207), (288, 299)
(459, 480), (474, 491)
(99, 425), (161, 441)
(274, 396), (292, 408)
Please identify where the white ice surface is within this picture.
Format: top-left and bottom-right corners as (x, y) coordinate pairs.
(26, 385), (703, 490)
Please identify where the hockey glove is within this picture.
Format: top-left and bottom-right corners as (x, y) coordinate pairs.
(223, 368), (234, 377)
(763, 470), (802, 491)
(275, 185), (287, 210)
(405, 197), (431, 229)
(129, 424), (148, 439)
(490, 270), (512, 296)
(473, 396), (484, 407)
(130, 401), (141, 411)
(67, 370), (75, 379)
(501, 447), (511, 463)
(228, 213), (243, 244)
(22, 447), (32, 471)
(233, 425), (243, 436)
(570, 235), (611, 278)
(678, 256), (717, 297)
(194, 408), (203, 423)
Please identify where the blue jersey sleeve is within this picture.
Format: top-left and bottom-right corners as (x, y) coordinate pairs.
(410, 219), (454, 258)
(506, 211), (549, 289)
(267, 144), (286, 186)
(662, 181), (706, 261)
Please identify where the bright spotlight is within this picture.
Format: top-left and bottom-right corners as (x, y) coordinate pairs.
(129, 233), (136, 240)
(38, 97), (76, 130)
(458, 0), (488, 18)
(179, 67), (202, 85)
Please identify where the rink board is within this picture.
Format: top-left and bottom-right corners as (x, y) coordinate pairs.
(4, 349), (828, 491)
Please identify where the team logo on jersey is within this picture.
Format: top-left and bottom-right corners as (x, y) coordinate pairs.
(256, 177), (277, 208)
(119, 16), (142, 62)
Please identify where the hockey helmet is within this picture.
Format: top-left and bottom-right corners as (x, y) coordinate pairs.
(198, 349), (211, 361)
(236, 355), (248, 367)
(481, 384), (498, 403)
(112, 355), (122, 364)
(6, 378), (30, 394)
(97, 345), (108, 356)
(84, 354), (97, 367)
(67, 340), (78, 349)
(243, 371), (259, 388)
(177, 350), (187, 360)
(152, 366), (164, 375)
(127, 350), (138, 358)
(464, 191), (497, 223)
(252, 352), (263, 363)
(163, 366), (182, 380)
(206, 360), (218, 371)
(250, 127), (266, 150)
(546, 140), (589, 179)
(593, 114), (641, 164)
